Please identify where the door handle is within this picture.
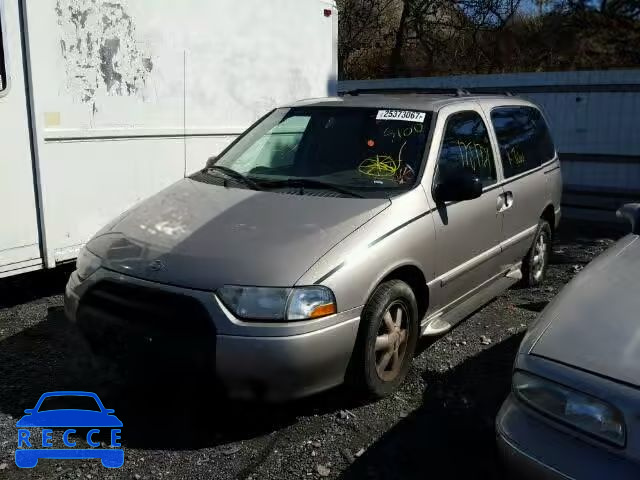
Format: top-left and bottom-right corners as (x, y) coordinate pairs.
(497, 191), (514, 213)
(504, 191), (514, 209)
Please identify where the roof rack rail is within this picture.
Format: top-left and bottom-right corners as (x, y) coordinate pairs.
(340, 87), (471, 97)
(465, 88), (517, 97)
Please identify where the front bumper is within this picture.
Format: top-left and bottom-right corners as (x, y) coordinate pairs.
(216, 320), (359, 401)
(496, 394), (640, 480)
(65, 269), (361, 401)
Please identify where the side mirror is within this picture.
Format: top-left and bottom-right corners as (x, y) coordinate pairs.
(434, 169), (483, 203)
(616, 203), (640, 234)
(24, 409), (34, 415)
(205, 156), (217, 168)
(104, 409), (115, 414)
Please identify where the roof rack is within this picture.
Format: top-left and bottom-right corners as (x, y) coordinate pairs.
(340, 87), (471, 97)
(339, 87), (517, 98)
(466, 87), (516, 97)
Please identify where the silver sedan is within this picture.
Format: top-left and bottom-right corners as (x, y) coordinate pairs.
(497, 203), (640, 479)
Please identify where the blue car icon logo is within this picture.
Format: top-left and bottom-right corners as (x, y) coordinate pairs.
(15, 391), (123, 469)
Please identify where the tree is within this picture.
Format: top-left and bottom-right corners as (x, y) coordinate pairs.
(337, 0), (640, 79)
(337, 0), (400, 78)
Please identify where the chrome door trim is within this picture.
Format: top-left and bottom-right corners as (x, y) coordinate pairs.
(425, 265), (515, 325)
(501, 225), (537, 251)
(435, 225), (538, 288)
(437, 244), (502, 287)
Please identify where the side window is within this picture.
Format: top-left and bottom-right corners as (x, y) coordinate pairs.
(436, 111), (497, 187)
(0, 7), (6, 92)
(490, 106), (556, 178)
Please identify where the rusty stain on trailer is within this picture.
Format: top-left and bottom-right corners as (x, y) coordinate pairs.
(55, 0), (153, 109)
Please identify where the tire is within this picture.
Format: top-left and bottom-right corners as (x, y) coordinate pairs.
(521, 219), (552, 287)
(347, 280), (419, 399)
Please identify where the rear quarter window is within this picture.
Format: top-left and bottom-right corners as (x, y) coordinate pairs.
(490, 106), (556, 178)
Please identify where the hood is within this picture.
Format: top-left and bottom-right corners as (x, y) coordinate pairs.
(529, 235), (640, 387)
(88, 179), (390, 290)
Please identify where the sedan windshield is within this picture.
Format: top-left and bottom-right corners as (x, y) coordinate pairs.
(208, 107), (433, 198)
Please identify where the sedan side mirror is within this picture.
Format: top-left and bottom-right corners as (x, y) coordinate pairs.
(434, 169), (483, 203)
(23, 409), (34, 414)
(205, 156), (217, 168)
(617, 203), (640, 234)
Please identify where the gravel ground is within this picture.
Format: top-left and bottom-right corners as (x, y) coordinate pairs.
(0, 221), (623, 480)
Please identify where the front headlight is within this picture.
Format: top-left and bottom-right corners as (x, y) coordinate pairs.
(513, 371), (626, 446)
(76, 248), (102, 281)
(216, 286), (337, 321)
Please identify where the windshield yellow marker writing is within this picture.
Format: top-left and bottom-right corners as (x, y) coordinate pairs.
(359, 141), (408, 178)
(456, 141), (492, 172)
(383, 123), (424, 143)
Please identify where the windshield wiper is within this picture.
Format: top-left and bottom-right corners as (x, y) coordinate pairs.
(258, 178), (365, 198)
(205, 165), (262, 191)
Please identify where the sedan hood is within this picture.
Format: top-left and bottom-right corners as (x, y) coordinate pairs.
(88, 179), (390, 290)
(530, 235), (640, 387)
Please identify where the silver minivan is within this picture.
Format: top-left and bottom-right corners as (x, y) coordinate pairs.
(65, 90), (562, 401)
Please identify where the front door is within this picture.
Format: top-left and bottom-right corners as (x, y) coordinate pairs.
(429, 108), (505, 311)
(0, 0), (41, 275)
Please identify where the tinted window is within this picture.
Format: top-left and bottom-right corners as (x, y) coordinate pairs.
(490, 106), (555, 178)
(205, 107), (434, 198)
(436, 111), (497, 187)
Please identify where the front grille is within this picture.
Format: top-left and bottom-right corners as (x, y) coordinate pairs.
(77, 281), (216, 372)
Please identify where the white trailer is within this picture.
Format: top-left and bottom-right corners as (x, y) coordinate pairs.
(0, 0), (338, 278)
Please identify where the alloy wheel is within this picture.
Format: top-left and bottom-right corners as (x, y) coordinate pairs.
(374, 302), (409, 382)
(532, 232), (548, 281)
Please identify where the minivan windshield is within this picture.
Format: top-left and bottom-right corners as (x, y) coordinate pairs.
(208, 107), (433, 198)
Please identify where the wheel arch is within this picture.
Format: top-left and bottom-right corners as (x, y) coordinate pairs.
(367, 262), (430, 321)
(540, 204), (556, 237)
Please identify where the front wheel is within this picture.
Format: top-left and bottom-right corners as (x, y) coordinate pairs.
(347, 280), (419, 399)
(521, 219), (552, 287)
